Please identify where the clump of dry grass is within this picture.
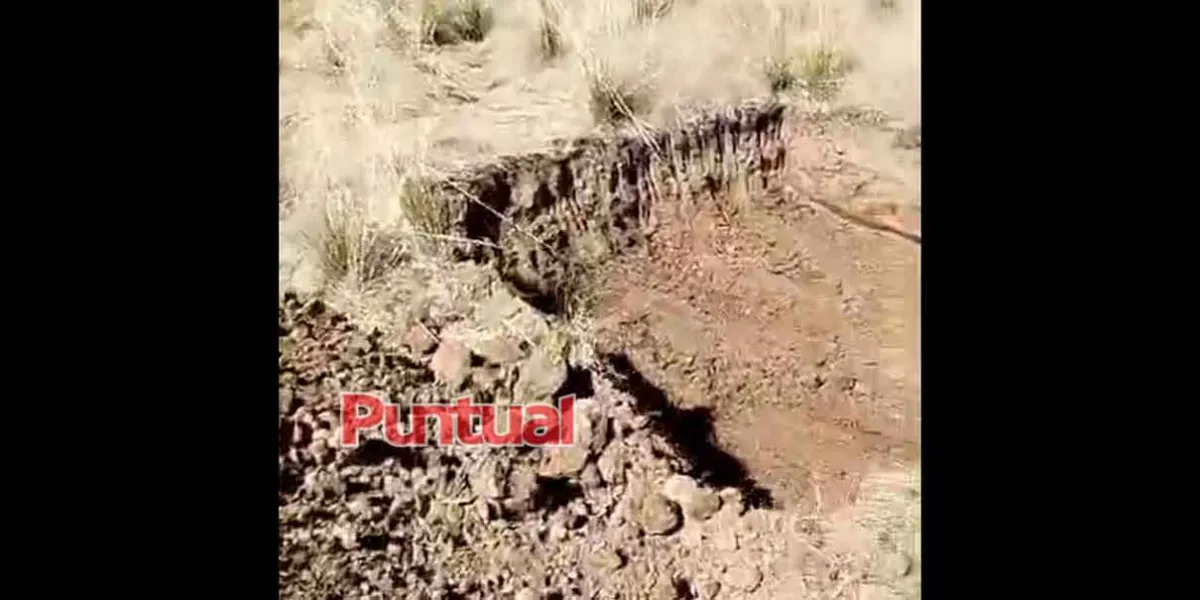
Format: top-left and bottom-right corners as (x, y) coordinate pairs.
(421, 0), (494, 46)
(302, 194), (406, 287)
(764, 54), (799, 93)
(537, 0), (565, 61)
(798, 43), (855, 101)
(764, 43), (855, 101)
(632, 0), (674, 22)
(585, 60), (653, 125)
(397, 178), (453, 255)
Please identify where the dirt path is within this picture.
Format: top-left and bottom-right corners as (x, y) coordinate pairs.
(596, 119), (921, 514)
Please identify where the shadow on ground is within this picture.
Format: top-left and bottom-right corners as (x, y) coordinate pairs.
(601, 353), (775, 509)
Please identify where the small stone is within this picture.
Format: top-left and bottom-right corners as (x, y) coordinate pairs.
(516, 346), (567, 402)
(383, 475), (404, 495)
(347, 496), (371, 517)
(503, 465), (538, 516)
(345, 333), (372, 356)
(291, 421), (308, 445)
(279, 388), (295, 414)
(723, 565), (761, 592)
(893, 124), (921, 149)
(402, 324), (437, 355)
(539, 446), (590, 478)
(585, 548), (624, 573)
(549, 522), (569, 542)
(431, 339), (471, 390)
(718, 488), (745, 515)
(469, 333), (526, 366)
(579, 463), (603, 490)
(688, 491), (722, 521)
(333, 525), (359, 550)
(696, 579), (721, 599)
(474, 497), (492, 521)
(637, 493), (682, 536)
(514, 588), (538, 600)
(877, 552), (912, 579)
(307, 440), (332, 465)
(470, 460), (506, 499)
(597, 445), (625, 485)
(661, 475), (722, 522)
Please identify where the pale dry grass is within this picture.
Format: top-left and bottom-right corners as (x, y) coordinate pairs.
(278, 0), (920, 334)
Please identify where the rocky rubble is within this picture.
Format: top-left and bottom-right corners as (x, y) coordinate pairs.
(281, 289), (901, 600)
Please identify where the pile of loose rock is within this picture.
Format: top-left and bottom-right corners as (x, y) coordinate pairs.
(280, 291), (897, 600)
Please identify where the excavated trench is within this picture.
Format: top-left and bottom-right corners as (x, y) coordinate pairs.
(422, 98), (918, 511)
(430, 99), (794, 499)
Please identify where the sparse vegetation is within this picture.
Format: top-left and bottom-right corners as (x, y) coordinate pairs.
(420, 0), (494, 46)
(281, 0), (919, 301)
(585, 61), (652, 125)
(537, 0), (565, 61)
(764, 54), (799, 93)
(798, 44), (855, 101)
(632, 0), (674, 22)
(302, 195), (405, 286)
(397, 178), (452, 256)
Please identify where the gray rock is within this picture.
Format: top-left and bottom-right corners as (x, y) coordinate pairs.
(597, 444), (625, 485)
(661, 475), (722, 522)
(469, 333), (526, 366)
(539, 445), (590, 478)
(579, 463), (603, 490)
(585, 548), (624, 574)
(722, 565), (761, 592)
(516, 346), (567, 402)
(470, 460), (506, 499)
(402, 324), (438, 355)
(431, 339), (471, 390)
(696, 579), (721, 599)
(637, 493), (682, 536)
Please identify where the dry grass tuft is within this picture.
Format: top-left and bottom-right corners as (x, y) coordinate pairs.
(396, 178), (453, 256)
(632, 0), (674, 22)
(764, 54), (799, 93)
(302, 193), (406, 287)
(536, 0), (565, 61)
(585, 60), (653, 125)
(798, 43), (855, 101)
(421, 0), (494, 46)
